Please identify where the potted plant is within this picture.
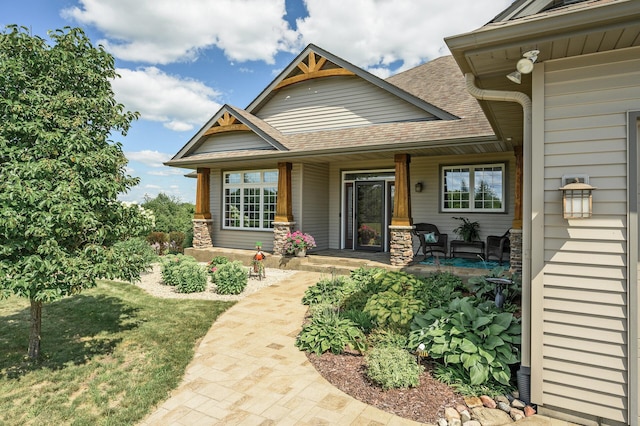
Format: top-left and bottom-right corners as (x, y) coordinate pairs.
(452, 216), (480, 242)
(283, 230), (316, 257)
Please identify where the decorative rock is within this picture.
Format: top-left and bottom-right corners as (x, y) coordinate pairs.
(464, 396), (483, 408)
(456, 405), (468, 414)
(510, 408), (525, 421)
(480, 395), (497, 409)
(511, 399), (526, 409)
(450, 419), (462, 426)
(497, 401), (511, 413)
(445, 407), (461, 422)
(438, 418), (448, 426)
(524, 405), (536, 417)
(495, 395), (510, 405)
(463, 421), (481, 426)
(472, 407), (513, 426)
(510, 390), (520, 400)
(460, 410), (471, 423)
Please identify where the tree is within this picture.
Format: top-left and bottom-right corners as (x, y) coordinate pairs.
(142, 193), (194, 234)
(0, 26), (152, 359)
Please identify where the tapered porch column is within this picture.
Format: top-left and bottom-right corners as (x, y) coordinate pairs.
(193, 167), (213, 248)
(510, 146), (523, 273)
(273, 162), (296, 254)
(389, 154), (414, 266)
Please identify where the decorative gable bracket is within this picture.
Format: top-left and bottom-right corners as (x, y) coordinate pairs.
(274, 52), (355, 90)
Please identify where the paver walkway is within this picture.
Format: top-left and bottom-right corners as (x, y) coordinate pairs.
(140, 271), (427, 425)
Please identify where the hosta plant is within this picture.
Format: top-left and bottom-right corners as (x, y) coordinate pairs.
(295, 307), (366, 355)
(409, 297), (521, 387)
(302, 276), (357, 306)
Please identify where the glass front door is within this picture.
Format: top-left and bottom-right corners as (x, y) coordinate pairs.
(355, 181), (384, 251)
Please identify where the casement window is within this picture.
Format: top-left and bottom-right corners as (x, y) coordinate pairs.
(442, 164), (505, 212)
(223, 170), (278, 230)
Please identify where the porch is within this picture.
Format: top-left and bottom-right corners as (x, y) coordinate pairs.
(185, 247), (499, 280)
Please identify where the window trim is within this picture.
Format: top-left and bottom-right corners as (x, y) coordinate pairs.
(441, 163), (506, 213)
(222, 169), (278, 231)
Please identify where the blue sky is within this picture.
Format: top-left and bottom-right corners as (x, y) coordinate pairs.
(1, 0), (512, 204)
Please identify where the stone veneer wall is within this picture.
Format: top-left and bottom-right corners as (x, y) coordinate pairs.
(273, 222), (296, 255)
(389, 225), (414, 266)
(509, 229), (522, 274)
(192, 219), (214, 249)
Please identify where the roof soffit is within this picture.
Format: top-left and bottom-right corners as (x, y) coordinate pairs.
(246, 44), (459, 121)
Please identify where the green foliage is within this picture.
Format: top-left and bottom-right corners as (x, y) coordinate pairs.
(409, 297), (521, 387)
(341, 309), (375, 333)
(167, 231), (186, 254)
(295, 307), (366, 355)
(452, 216), (480, 242)
(213, 261), (248, 295)
(160, 254), (197, 286)
(365, 346), (424, 390)
(141, 193), (195, 246)
(147, 231), (169, 255)
(340, 267), (387, 311)
(367, 329), (408, 349)
(415, 271), (465, 309)
(109, 237), (157, 282)
(175, 263), (207, 294)
(362, 271), (424, 331)
(467, 267), (522, 311)
(206, 256), (229, 277)
(433, 363), (514, 397)
(0, 26), (151, 357)
(301, 276), (356, 306)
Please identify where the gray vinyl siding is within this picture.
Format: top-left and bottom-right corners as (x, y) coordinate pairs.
(255, 77), (435, 134)
(327, 153), (515, 252)
(534, 48), (640, 424)
(192, 132), (276, 155)
(298, 164), (330, 250)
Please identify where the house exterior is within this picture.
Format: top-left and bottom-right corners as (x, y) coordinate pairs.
(166, 45), (519, 266)
(446, 0), (640, 424)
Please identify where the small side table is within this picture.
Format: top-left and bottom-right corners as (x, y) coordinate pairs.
(450, 240), (485, 259)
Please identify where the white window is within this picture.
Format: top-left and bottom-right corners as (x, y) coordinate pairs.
(442, 164), (505, 212)
(223, 170), (278, 230)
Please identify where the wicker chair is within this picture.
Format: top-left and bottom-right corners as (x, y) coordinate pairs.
(413, 223), (448, 258)
(485, 230), (511, 264)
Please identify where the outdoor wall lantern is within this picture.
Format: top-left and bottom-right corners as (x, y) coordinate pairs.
(559, 177), (596, 219)
(506, 50), (539, 84)
(414, 182), (423, 193)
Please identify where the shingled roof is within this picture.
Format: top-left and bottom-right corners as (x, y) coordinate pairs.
(166, 52), (496, 168)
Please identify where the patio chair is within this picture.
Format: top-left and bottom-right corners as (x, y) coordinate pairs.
(413, 223), (448, 258)
(485, 230), (511, 264)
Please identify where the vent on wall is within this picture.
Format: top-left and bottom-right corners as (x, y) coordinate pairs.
(561, 174), (589, 186)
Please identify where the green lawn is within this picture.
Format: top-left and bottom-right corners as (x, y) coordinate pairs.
(0, 280), (234, 425)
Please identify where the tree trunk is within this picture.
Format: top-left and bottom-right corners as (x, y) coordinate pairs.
(28, 300), (42, 359)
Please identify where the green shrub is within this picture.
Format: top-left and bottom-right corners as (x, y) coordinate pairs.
(341, 309), (375, 333)
(147, 231), (169, 255)
(365, 346), (424, 390)
(109, 237), (157, 282)
(160, 254), (197, 286)
(367, 329), (408, 349)
(364, 290), (423, 331)
(409, 297), (521, 387)
(415, 271), (464, 309)
(301, 276), (356, 306)
(206, 256), (229, 277)
(167, 231), (186, 254)
(175, 262), (207, 293)
(344, 270), (422, 317)
(296, 307), (366, 355)
(213, 261), (248, 295)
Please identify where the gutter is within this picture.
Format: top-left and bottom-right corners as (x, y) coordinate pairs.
(464, 73), (533, 402)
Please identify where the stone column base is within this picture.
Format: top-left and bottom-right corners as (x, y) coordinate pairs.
(389, 225), (415, 266)
(193, 219), (214, 249)
(509, 228), (523, 274)
(273, 221), (296, 255)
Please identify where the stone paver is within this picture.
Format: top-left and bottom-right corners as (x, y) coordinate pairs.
(139, 270), (576, 426)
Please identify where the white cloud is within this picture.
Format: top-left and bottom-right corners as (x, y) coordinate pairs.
(63, 0), (299, 64)
(148, 169), (187, 176)
(144, 184), (162, 189)
(296, 0), (513, 73)
(125, 150), (172, 167)
(112, 67), (221, 131)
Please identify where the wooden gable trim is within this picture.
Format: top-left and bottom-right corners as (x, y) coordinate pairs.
(203, 111), (250, 136)
(274, 52), (355, 90)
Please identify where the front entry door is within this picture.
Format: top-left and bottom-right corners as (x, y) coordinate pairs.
(355, 181), (384, 251)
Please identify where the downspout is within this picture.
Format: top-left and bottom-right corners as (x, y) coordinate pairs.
(465, 73), (533, 402)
